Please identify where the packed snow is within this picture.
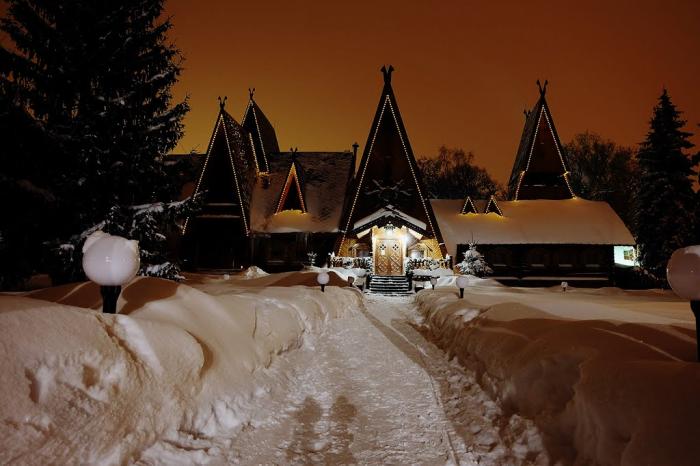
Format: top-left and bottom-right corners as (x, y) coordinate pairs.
(416, 279), (700, 465)
(2, 269), (698, 465)
(0, 272), (361, 464)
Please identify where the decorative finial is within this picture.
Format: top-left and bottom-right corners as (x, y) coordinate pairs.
(536, 79), (548, 96)
(248, 88), (255, 100)
(523, 109), (531, 120)
(381, 65), (395, 84)
(218, 96), (227, 110)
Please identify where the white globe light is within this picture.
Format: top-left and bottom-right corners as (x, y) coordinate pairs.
(317, 271), (330, 285)
(430, 277), (438, 286)
(82, 231), (140, 286)
(456, 275), (469, 289)
(667, 246), (700, 300)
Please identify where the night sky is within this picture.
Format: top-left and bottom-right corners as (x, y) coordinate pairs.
(3, 1), (698, 184)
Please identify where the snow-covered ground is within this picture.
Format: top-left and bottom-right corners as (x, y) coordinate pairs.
(3, 271), (698, 465)
(0, 272), (361, 464)
(416, 278), (700, 465)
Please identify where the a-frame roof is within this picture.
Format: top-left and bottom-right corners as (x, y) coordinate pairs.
(241, 89), (279, 174)
(275, 157), (307, 213)
(337, 66), (445, 255)
(460, 196), (478, 215)
(507, 81), (575, 201)
(484, 196), (503, 216)
(183, 99), (255, 235)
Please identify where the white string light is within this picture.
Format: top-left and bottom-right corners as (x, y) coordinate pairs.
(275, 161), (307, 214)
(514, 98), (575, 200)
(485, 196), (503, 216)
(182, 113), (224, 234)
(460, 196), (477, 215)
(339, 92), (443, 259)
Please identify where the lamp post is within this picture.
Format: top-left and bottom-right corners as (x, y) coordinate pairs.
(317, 271), (330, 292)
(667, 246), (700, 362)
(82, 231), (140, 314)
(430, 277), (437, 290)
(456, 275), (469, 298)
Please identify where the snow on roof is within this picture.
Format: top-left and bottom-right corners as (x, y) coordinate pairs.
(352, 205), (427, 233)
(250, 152), (353, 233)
(431, 198), (635, 253)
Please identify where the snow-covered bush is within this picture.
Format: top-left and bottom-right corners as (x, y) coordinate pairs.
(49, 196), (201, 283)
(457, 243), (492, 277)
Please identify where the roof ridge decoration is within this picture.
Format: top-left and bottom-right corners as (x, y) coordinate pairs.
(337, 66), (446, 256)
(241, 89), (279, 175)
(460, 196), (478, 215)
(182, 104), (252, 235)
(484, 196), (503, 216)
(275, 155), (307, 214)
(508, 80), (575, 201)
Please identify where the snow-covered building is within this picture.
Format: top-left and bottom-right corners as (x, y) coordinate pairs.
(172, 70), (634, 284)
(335, 65), (447, 276)
(432, 82), (635, 284)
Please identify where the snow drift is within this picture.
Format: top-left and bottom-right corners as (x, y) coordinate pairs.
(0, 275), (362, 464)
(416, 283), (700, 466)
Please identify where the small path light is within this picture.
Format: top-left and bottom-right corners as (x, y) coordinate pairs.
(356, 269), (366, 291)
(82, 231), (140, 314)
(430, 277), (437, 290)
(456, 275), (469, 298)
(667, 246), (700, 361)
(561, 281), (568, 292)
(347, 276), (355, 287)
(317, 271), (330, 292)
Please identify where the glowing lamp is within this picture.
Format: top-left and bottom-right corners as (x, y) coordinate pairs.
(667, 246), (700, 361)
(456, 275), (469, 298)
(317, 271), (330, 292)
(82, 231), (140, 314)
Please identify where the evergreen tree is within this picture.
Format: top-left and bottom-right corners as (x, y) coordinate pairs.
(1, 0), (190, 283)
(634, 89), (696, 281)
(457, 243), (492, 277)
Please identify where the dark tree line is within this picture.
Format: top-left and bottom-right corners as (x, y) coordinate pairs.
(417, 146), (501, 199)
(419, 89), (698, 284)
(0, 0), (195, 289)
(565, 132), (639, 230)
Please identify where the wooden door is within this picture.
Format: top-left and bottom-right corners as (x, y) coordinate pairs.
(375, 239), (403, 276)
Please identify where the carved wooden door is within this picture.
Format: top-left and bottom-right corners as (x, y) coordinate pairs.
(375, 239), (403, 276)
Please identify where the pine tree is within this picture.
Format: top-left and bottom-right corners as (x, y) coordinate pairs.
(1, 0), (190, 282)
(457, 243), (492, 277)
(634, 89), (696, 281)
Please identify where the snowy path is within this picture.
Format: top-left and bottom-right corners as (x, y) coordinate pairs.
(225, 294), (541, 465)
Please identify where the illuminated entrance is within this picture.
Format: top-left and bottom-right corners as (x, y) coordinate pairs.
(373, 224), (405, 276)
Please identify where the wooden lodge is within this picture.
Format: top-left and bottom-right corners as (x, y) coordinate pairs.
(171, 70), (635, 285)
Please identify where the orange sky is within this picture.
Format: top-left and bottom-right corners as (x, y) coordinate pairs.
(3, 1), (693, 185)
(167, 0), (700, 184)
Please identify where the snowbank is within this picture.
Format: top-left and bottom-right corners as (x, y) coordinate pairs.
(416, 284), (700, 466)
(1, 276), (362, 464)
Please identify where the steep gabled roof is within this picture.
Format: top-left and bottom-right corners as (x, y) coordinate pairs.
(250, 151), (354, 233)
(182, 99), (255, 235)
(275, 157), (307, 213)
(338, 65), (445, 255)
(508, 81), (575, 200)
(241, 89), (279, 173)
(460, 196), (478, 215)
(484, 196), (503, 216)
